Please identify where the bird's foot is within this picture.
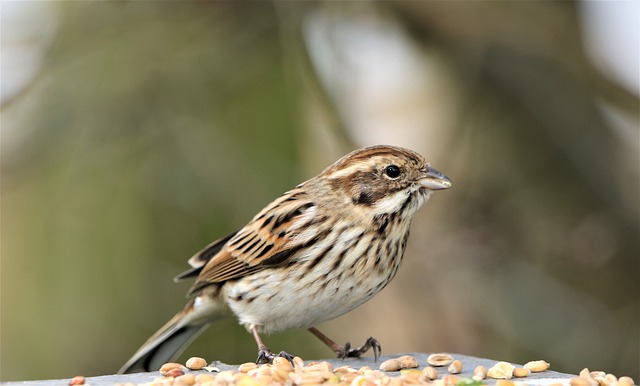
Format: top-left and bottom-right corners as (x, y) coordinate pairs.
(336, 337), (381, 361)
(256, 347), (295, 364)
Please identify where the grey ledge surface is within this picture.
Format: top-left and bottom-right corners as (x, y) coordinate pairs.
(3, 352), (575, 386)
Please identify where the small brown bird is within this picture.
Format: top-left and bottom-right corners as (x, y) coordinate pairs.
(120, 145), (451, 373)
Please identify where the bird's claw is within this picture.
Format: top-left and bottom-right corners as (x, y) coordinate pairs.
(337, 337), (381, 361)
(256, 349), (295, 364)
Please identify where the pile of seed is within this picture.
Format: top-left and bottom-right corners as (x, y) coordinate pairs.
(69, 354), (636, 386)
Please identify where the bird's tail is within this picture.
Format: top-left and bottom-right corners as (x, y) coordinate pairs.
(119, 295), (226, 374)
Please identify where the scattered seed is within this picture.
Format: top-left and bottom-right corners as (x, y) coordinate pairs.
(292, 356), (305, 369)
(422, 366), (438, 380)
(153, 376), (176, 385)
(380, 358), (403, 372)
(238, 362), (258, 373)
(125, 354), (636, 386)
(440, 374), (459, 386)
(618, 376), (635, 386)
(571, 376), (593, 386)
(578, 368), (599, 386)
(523, 360), (550, 373)
(487, 361), (515, 380)
(426, 353), (454, 367)
(447, 360), (462, 374)
(379, 356), (418, 372)
(168, 368), (186, 378)
(513, 368), (530, 378)
(195, 373), (216, 383)
(174, 373), (196, 385)
(473, 365), (487, 381)
(69, 376), (85, 386)
(185, 357), (208, 370)
(160, 362), (187, 377)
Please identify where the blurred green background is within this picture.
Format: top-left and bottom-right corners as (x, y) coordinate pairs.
(1, 1), (638, 382)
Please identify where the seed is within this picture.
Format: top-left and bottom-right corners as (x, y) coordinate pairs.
(152, 376), (175, 385)
(618, 376), (635, 386)
(440, 374), (460, 386)
(195, 374), (216, 383)
(447, 360), (462, 374)
(306, 361), (334, 373)
(272, 356), (294, 372)
(423, 366), (438, 380)
(496, 381), (515, 386)
(167, 368), (185, 378)
(571, 377), (593, 386)
(256, 366), (273, 377)
(487, 361), (515, 379)
(590, 371), (606, 379)
(379, 356), (418, 372)
(292, 356), (305, 369)
(578, 368), (599, 386)
(217, 370), (237, 382)
(426, 353), (454, 367)
(341, 372), (359, 383)
(473, 365), (487, 381)
(272, 366), (291, 382)
(335, 366), (357, 375)
(513, 368), (530, 378)
(399, 370), (421, 384)
(174, 373), (196, 386)
(69, 376), (85, 386)
(236, 373), (263, 386)
(294, 372), (326, 384)
(595, 375), (614, 386)
(238, 362), (258, 373)
(399, 356), (419, 369)
(160, 362), (187, 377)
(185, 356), (207, 370)
(523, 360), (550, 373)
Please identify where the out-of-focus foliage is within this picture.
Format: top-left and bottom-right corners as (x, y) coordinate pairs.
(1, 1), (637, 382)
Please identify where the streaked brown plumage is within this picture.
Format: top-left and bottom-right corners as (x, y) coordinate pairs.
(120, 145), (451, 373)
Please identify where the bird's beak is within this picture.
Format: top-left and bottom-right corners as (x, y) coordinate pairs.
(420, 166), (452, 190)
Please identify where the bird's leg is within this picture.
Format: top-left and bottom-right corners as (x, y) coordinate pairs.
(249, 324), (295, 364)
(308, 327), (381, 361)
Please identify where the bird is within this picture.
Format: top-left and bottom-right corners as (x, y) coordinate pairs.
(119, 144), (451, 373)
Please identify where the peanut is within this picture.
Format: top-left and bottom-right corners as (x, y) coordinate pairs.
(238, 362), (258, 373)
(69, 376), (85, 386)
(422, 366), (438, 380)
(487, 361), (515, 379)
(618, 376), (635, 386)
(447, 360), (462, 374)
(185, 356), (207, 370)
(523, 360), (550, 373)
(159, 362), (187, 377)
(426, 353), (454, 367)
(513, 367), (530, 378)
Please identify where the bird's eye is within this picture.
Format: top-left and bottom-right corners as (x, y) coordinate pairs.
(384, 164), (401, 179)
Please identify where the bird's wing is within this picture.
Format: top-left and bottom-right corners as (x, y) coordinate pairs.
(187, 189), (318, 296)
(174, 231), (238, 282)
